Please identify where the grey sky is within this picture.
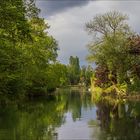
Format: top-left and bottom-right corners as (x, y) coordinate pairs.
(36, 0), (89, 18)
(36, 1), (140, 66)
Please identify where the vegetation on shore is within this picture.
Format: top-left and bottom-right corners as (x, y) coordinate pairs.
(0, 0), (93, 103)
(1, 0), (140, 104)
(0, 0), (64, 99)
(86, 11), (140, 101)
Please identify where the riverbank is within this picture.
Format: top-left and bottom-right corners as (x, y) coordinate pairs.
(91, 83), (140, 104)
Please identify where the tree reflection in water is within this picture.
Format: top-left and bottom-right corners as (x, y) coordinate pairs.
(0, 89), (92, 140)
(95, 100), (140, 140)
(0, 96), (65, 140)
(1, 89), (140, 140)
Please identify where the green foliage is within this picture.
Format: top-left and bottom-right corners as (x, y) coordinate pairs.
(0, 0), (69, 99)
(68, 56), (80, 85)
(45, 63), (69, 91)
(80, 65), (93, 86)
(86, 11), (140, 96)
(67, 56), (93, 86)
(91, 86), (102, 103)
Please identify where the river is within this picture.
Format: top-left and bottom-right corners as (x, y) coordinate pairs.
(0, 88), (140, 140)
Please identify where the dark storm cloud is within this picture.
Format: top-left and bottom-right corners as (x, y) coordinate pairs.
(36, 0), (89, 18)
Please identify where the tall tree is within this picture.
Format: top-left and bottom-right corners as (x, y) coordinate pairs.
(68, 56), (80, 85)
(0, 0), (59, 97)
(86, 11), (135, 91)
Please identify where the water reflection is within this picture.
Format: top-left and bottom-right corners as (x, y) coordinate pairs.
(0, 89), (93, 140)
(0, 98), (65, 140)
(0, 89), (140, 140)
(95, 101), (140, 140)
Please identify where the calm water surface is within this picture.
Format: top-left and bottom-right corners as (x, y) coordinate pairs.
(0, 89), (140, 140)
